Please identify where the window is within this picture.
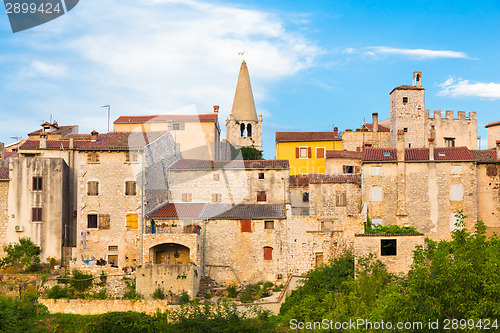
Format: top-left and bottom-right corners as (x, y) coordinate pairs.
(108, 245), (118, 251)
(450, 184), (464, 201)
(125, 181), (137, 196)
(296, 146), (310, 159)
(301, 208), (309, 216)
(371, 186), (383, 201)
(315, 253), (323, 267)
(247, 123), (252, 137)
(258, 172), (264, 179)
(364, 143), (372, 148)
(87, 152), (100, 163)
(213, 174), (220, 181)
(126, 213), (138, 229)
(336, 193), (347, 207)
(381, 239), (397, 256)
(108, 255), (118, 267)
(316, 147), (325, 158)
(240, 219), (251, 232)
(125, 152), (139, 163)
(264, 221), (274, 229)
(487, 166), (498, 177)
(87, 214), (98, 228)
(343, 165), (354, 174)
(87, 181), (99, 196)
(97, 214), (111, 229)
(263, 247), (273, 260)
(371, 166), (382, 176)
(257, 191), (267, 202)
(445, 138), (455, 147)
(182, 193), (192, 202)
(451, 166), (462, 175)
(32, 176), (43, 191)
(302, 192), (309, 202)
(402, 97), (408, 104)
(403, 128), (408, 133)
(32, 208), (42, 222)
(170, 122), (185, 131)
(212, 193), (222, 202)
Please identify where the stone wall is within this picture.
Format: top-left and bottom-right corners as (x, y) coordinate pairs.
(487, 125), (500, 149)
(354, 234), (425, 274)
(136, 264), (200, 299)
(309, 182), (361, 217)
(341, 131), (391, 152)
(476, 163), (500, 236)
(226, 119), (262, 151)
(427, 110), (477, 150)
(325, 157), (362, 173)
(0, 180), (9, 253)
(390, 88), (426, 148)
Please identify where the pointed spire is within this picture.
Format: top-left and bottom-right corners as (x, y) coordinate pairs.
(230, 60), (258, 121)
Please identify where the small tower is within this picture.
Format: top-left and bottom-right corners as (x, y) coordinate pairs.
(226, 60), (262, 150)
(390, 71), (426, 148)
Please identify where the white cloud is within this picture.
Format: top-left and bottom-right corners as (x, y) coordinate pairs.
(31, 60), (67, 77)
(370, 46), (471, 60)
(438, 78), (500, 99)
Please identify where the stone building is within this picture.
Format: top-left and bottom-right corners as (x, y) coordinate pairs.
(325, 150), (362, 174)
(28, 121), (78, 140)
(485, 121), (500, 149)
(113, 113), (221, 160)
(341, 113), (391, 152)
(0, 167), (9, 252)
(226, 60), (262, 150)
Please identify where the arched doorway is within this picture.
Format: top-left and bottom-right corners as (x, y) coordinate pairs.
(151, 243), (190, 264)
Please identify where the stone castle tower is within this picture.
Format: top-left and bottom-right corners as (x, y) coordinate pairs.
(226, 60), (262, 150)
(390, 71), (426, 148)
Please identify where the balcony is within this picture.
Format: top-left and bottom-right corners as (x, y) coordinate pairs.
(145, 221), (201, 235)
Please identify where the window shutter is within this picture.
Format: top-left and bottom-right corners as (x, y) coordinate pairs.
(126, 214), (138, 229)
(32, 177), (37, 190)
(87, 153), (92, 163)
(317, 148), (324, 158)
(241, 220), (251, 232)
(262, 192), (267, 202)
(168, 123), (173, 130)
(487, 165), (498, 177)
(264, 247), (273, 260)
(343, 165), (347, 173)
(355, 166), (361, 173)
(125, 152), (130, 162)
(295, 147), (300, 158)
(308, 147), (311, 158)
(98, 214), (111, 229)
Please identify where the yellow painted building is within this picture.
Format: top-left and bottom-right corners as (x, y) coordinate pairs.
(276, 131), (342, 175)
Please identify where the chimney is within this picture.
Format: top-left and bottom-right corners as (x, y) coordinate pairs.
(333, 127), (339, 138)
(0, 142), (4, 160)
(372, 113), (379, 132)
(497, 140), (500, 161)
(397, 129), (405, 162)
(40, 134), (47, 149)
(213, 105), (219, 113)
(429, 138), (435, 161)
(69, 138), (74, 149)
(91, 130), (99, 142)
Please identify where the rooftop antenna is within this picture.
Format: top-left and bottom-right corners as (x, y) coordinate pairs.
(10, 136), (20, 154)
(101, 105), (110, 132)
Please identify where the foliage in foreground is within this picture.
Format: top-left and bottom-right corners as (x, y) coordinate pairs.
(0, 237), (41, 272)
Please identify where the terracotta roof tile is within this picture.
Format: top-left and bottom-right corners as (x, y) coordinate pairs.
(326, 150), (363, 159)
(363, 147), (476, 162)
(148, 203), (206, 219)
(485, 121), (500, 128)
(201, 204), (286, 219)
(275, 132), (341, 143)
(390, 85), (425, 94)
(309, 173), (361, 184)
(114, 114), (217, 124)
(0, 167), (8, 180)
(363, 123), (390, 132)
(28, 125), (77, 136)
(363, 148), (398, 161)
(4, 151), (17, 158)
(289, 174), (312, 186)
(19, 132), (169, 151)
(170, 159), (289, 170)
(470, 150), (498, 163)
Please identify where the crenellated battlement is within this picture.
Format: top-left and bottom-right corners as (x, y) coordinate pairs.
(427, 110), (477, 121)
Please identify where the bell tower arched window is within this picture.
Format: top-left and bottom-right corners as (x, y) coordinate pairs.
(240, 123), (246, 137)
(247, 123), (252, 137)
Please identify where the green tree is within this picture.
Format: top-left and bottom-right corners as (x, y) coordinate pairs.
(240, 146), (263, 160)
(0, 237), (41, 272)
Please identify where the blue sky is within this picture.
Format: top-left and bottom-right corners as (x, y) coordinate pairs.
(1, 0), (499, 158)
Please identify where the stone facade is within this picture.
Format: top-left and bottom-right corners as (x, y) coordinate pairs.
(341, 129), (391, 152)
(476, 163), (500, 236)
(427, 110), (477, 149)
(486, 122), (500, 149)
(0, 178), (9, 253)
(136, 264), (200, 299)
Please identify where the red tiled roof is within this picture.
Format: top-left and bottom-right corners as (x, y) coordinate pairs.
(148, 203), (206, 219)
(19, 132), (169, 151)
(364, 123), (390, 132)
(62, 133), (92, 140)
(289, 174), (312, 186)
(114, 114), (218, 124)
(470, 150), (498, 163)
(363, 148), (397, 161)
(170, 159), (289, 170)
(326, 150), (363, 159)
(485, 121), (500, 128)
(390, 85), (425, 94)
(4, 151), (17, 158)
(28, 125), (77, 136)
(0, 167), (9, 180)
(201, 204), (286, 219)
(275, 132), (341, 143)
(309, 174), (361, 184)
(363, 147), (476, 162)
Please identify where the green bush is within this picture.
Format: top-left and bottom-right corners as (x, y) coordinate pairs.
(99, 271), (107, 286)
(0, 237), (41, 272)
(85, 289), (108, 300)
(179, 291), (190, 305)
(44, 285), (74, 299)
(69, 269), (93, 292)
(226, 284), (238, 298)
(123, 279), (142, 300)
(152, 287), (166, 300)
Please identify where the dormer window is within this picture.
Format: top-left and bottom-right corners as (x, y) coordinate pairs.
(439, 152), (446, 157)
(43, 126), (50, 132)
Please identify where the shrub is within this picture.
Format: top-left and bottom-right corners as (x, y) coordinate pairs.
(0, 237), (41, 272)
(226, 284), (238, 298)
(69, 269), (93, 292)
(179, 291), (190, 305)
(86, 289), (108, 300)
(152, 287), (166, 300)
(123, 279), (142, 300)
(44, 285), (74, 299)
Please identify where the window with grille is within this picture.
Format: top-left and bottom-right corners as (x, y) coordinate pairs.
(108, 245), (118, 251)
(87, 152), (100, 163)
(182, 193), (192, 202)
(87, 214), (98, 228)
(211, 193), (222, 202)
(32, 177), (43, 191)
(125, 181), (137, 196)
(264, 247), (273, 260)
(87, 181), (99, 196)
(336, 193), (347, 207)
(257, 191), (267, 202)
(32, 208), (42, 222)
(240, 219), (251, 232)
(126, 213), (138, 229)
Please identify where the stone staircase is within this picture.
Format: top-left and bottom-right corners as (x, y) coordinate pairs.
(197, 276), (217, 297)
